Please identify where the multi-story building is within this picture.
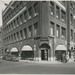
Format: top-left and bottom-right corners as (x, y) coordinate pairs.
(0, 26), (3, 56)
(2, 1), (75, 61)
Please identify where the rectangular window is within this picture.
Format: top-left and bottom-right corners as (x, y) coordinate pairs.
(34, 2), (38, 16)
(56, 25), (60, 37)
(14, 20), (16, 28)
(17, 32), (19, 41)
(9, 36), (10, 43)
(20, 30), (23, 40)
(34, 22), (38, 36)
(24, 11), (28, 21)
(56, 6), (60, 18)
(7, 26), (8, 33)
(11, 35), (13, 42)
(17, 17), (20, 26)
(50, 22), (54, 35)
(28, 26), (32, 38)
(61, 1), (66, 6)
(61, 27), (66, 39)
(71, 29), (73, 40)
(24, 28), (27, 39)
(11, 22), (13, 30)
(14, 33), (16, 42)
(20, 1), (23, 9)
(70, 14), (73, 25)
(20, 14), (24, 24)
(61, 10), (66, 22)
(70, 1), (73, 8)
(28, 7), (33, 19)
(50, 1), (54, 15)
(16, 4), (19, 13)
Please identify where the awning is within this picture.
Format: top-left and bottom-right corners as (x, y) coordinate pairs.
(22, 45), (33, 51)
(10, 48), (18, 52)
(56, 45), (67, 51)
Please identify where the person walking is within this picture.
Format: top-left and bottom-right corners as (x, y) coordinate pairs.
(65, 54), (69, 62)
(62, 53), (65, 62)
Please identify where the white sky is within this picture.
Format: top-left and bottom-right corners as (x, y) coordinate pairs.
(0, 0), (11, 26)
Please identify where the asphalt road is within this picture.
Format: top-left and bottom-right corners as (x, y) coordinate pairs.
(0, 60), (75, 74)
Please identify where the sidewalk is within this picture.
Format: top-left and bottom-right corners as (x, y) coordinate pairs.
(68, 58), (74, 62)
(19, 58), (75, 64)
(19, 60), (62, 64)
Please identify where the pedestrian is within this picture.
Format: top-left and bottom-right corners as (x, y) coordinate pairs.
(62, 53), (65, 62)
(65, 54), (69, 62)
(73, 55), (75, 62)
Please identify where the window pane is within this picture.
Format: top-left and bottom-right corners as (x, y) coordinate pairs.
(34, 2), (38, 16)
(56, 6), (60, 18)
(50, 1), (54, 15)
(56, 25), (60, 37)
(61, 27), (66, 39)
(28, 7), (33, 18)
(50, 22), (54, 35)
(24, 28), (27, 39)
(61, 10), (66, 22)
(34, 22), (38, 36)
(28, 26), (32, 38)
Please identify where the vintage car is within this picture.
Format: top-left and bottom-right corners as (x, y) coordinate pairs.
(11, 55), (19, 62)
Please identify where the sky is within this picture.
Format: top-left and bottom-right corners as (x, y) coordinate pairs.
(0, 0), (11, 26)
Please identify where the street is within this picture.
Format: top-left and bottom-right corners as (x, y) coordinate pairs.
(0, 60), (75, 74)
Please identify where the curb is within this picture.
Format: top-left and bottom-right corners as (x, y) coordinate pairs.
(19, 59), (75, 64)
(19, 60), (62, 64)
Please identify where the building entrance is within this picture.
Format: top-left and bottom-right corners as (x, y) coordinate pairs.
(41, 49), (48, 60)
(40, 43), (50, 61)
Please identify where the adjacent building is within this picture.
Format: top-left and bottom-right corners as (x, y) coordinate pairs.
(2, 1), (75, 61)
(0, 26), (3, 56)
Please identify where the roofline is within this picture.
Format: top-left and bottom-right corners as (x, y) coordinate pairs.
(2, 1), (15, 16)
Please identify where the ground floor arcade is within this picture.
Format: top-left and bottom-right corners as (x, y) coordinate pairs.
(2, 38), (75, 61)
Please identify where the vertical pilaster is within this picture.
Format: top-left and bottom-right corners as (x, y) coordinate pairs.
(67, 2), (70, 55)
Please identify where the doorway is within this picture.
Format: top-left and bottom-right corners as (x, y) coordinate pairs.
(41, 49), (48, 60)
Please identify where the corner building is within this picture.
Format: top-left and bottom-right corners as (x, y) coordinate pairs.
(2, 1), (75, 61)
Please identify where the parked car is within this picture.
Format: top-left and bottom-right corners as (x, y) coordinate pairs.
(6, 56), (12, 61)
(25, 57), (34, 61)
(11, 56), (19, 62)
(2, 55), (8, 60)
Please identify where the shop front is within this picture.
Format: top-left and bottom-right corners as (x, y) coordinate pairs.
(55, 45), (67, 61)
(21, 45), (34, 60)
(10, 48), (19, 56)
